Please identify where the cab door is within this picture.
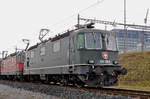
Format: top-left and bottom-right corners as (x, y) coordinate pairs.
(69, 37), (76, 64)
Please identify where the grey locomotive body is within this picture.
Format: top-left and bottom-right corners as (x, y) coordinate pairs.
(23, 28), (126, 87)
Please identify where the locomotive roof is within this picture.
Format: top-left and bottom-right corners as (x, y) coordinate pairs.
(75, 28), (112, 34)
(9, 52), (18, 57)
(28, 43), (39, 51)
(1, 51), (25, 61)
(27, 31), (70, 51)
(27, 28), (112, 51)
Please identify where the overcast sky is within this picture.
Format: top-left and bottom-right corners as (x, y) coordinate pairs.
(0, 0), (149, 54)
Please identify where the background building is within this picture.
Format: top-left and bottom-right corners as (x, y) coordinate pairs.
(112, 29), (150, 52)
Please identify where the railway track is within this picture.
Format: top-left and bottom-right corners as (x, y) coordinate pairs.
(80, 88), (150, 99)
(1, 80), (150, 99)
(42, 82), (150, 99)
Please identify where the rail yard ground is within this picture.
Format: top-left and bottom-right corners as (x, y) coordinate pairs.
(0, 80), (135, 99)
(109, 51), (150, 91)
(0, 83), (60, 99)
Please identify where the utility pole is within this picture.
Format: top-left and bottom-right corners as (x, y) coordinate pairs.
(142, 9), (149, 51)
(77, 14), (80, 29)
(123, 0), (127, 53)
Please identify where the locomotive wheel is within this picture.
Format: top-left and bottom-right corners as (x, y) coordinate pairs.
(60, 79), (68, 86)
(75, 83), (84, 88)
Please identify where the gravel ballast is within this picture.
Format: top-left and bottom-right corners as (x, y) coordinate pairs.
(0, 84), (60, 99)
(0, 80), (137, 99)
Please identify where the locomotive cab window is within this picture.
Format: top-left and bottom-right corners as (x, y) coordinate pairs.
(18, 55), (21, 62)
(17, 55), (25, 62)
(85, 32), (102, 49)
(105, 33), (118, 51)
(77, 34), (84, 49)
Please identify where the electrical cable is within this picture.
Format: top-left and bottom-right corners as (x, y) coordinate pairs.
(49, 0), (105, 29)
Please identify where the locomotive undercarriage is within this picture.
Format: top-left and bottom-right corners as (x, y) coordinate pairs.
(76, 65), (124, 87)
(0, 65), (126, 88)
(24, 65), (126, 87)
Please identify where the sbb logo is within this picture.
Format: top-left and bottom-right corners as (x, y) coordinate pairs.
(102, 52), (108, 59)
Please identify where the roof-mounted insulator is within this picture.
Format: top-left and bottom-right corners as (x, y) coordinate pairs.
(75, 22), (95, 29)
(86, 23), (95, 28)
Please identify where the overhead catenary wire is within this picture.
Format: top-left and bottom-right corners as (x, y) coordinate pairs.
(49, 0), (105, 31)
(79, 17), (150, 30)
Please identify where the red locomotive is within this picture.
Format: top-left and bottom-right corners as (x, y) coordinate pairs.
(0, 52), (25, 79)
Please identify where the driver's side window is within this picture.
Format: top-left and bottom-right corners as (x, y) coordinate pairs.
(77, 34), (84, 49)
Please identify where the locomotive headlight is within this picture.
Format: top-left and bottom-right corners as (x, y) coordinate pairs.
(88, 60), (95, 64)
(113, 61), (118, 65)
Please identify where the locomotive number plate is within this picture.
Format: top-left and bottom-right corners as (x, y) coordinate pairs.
(100, 60), (111, 64)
